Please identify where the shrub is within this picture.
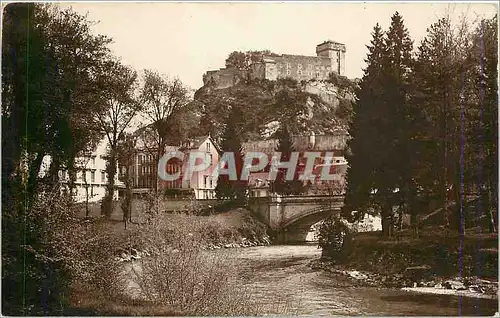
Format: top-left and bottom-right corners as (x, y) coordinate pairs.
(129, 212), (260, 315)
(2, 186), (126, 315)
(317, 217), (353, 262)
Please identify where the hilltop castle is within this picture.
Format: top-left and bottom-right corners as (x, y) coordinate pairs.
(203, 40), (346, 89)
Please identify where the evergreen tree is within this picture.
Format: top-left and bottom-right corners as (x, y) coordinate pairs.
(343, 23), (387, 226)
(412, 17), (461, 229)
(467, 15), (498, 232)
(271, 124), (304, 195)
(215, 106), (248, 203)
(344, 13), (415, 237)
(382, 12), (417, 232)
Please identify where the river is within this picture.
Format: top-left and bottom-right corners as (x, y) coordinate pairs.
(224, 244), (498, 316)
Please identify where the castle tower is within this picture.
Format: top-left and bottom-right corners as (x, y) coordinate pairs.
(316, 40), (346, 76)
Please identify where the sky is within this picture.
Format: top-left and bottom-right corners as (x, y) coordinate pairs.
(62, 2), (497, 91)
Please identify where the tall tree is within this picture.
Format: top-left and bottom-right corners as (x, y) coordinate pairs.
(344, 13), (415, 237)
(2, 3), (113, 314)
(382, 12), (417, 232)
(215, 106), (248, 202)
(95, 61), (140, 217)
(411, 14), (495, 234)
(139, 70), (190, 193)
(343, 23), (387, 231)
(412, 16), (462, 230)
(117, 133), (137, 228)
(467, 15), (498, 232)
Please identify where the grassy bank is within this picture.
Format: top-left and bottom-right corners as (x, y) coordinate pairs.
(345, 227), (498, 279)
(66, 207), (270, 316)
(313, 226), (498, 297)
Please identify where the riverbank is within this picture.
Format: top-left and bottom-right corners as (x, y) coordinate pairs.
(312, 227), (498, 300)
(230, 245), (498, 316)
(112, 208), (271, 262)
(67, 208), (271, 316)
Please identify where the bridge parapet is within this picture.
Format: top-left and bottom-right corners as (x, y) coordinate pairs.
(248, 194), (345, 230)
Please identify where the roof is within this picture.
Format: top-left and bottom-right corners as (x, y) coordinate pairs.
(179, 135), (222, 153)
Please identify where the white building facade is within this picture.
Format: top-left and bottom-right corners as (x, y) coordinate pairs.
(60, 140), (124, 202)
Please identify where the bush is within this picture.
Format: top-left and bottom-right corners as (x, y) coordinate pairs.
(129, 212), (260, 316)
(317, 217), (353, 262)
(2, 186), (126, 315)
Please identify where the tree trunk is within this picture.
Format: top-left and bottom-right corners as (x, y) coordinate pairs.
(102, 151), (117, 218)
(486, 179), (497, 233)
(26, 152), (44, 207)
(83, 169), (90, 217)
(381, 204), (394, 237)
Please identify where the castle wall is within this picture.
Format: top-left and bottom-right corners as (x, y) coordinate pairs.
(203, 67), (245, 89)
(203, 40), (347, 89)
(339, 51), (346, 75)
(249, 63), (266, 81)
(262, 55), (332, 82)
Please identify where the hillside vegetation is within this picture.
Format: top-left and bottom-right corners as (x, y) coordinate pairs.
(194, 74), (356, 143)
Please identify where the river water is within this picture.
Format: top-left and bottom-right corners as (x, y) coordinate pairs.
(224, 244), (498, 316)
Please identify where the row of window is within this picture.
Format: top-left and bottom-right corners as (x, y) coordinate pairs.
(61, 170), (107, 184)
(138, 164), (155, 175)
(138, 154), (153, 164)
(163, 179), (183, 189)
(201, 190), (214, 200)
(296, 70), (324, 77)
(281, 63), (332, 72)
(203, 175), (214, 189)
(136, 176), (154, 188)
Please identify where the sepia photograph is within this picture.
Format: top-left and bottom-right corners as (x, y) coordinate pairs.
(1, 1), (498, 316)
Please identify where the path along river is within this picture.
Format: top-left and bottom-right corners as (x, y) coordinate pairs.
(221, 244), (498, 316)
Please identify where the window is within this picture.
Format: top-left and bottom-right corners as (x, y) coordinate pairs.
(316, 71), (321, 78)
(206, 142), (211, 152)
(204, 175), (209, 188)
(90, 171), (95, 183)
(297, 69), (303, 76)
(210, 177), (213, 188)
(286, 62), (291, 69)
(286, 69), (291, 76)
(61, 170), (67, 180)
(91, 157), (95, 166)
(307, 64), (312, 70)
(101, 171), (105, 183)
(297, 64), (302, 70)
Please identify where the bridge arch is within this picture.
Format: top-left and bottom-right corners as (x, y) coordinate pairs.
(278, 206), (342, 243)
(248, 194), (345, 243)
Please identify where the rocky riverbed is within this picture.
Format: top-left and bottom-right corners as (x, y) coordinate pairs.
(309, 259), (498, 300)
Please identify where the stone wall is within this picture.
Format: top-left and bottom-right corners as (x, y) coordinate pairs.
(202, 40), (347, 90)
(202, 67), (245, 89)
(262, 54), (333, 82)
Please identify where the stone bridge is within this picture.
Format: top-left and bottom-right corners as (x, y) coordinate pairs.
(248, 195), (345, 243)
